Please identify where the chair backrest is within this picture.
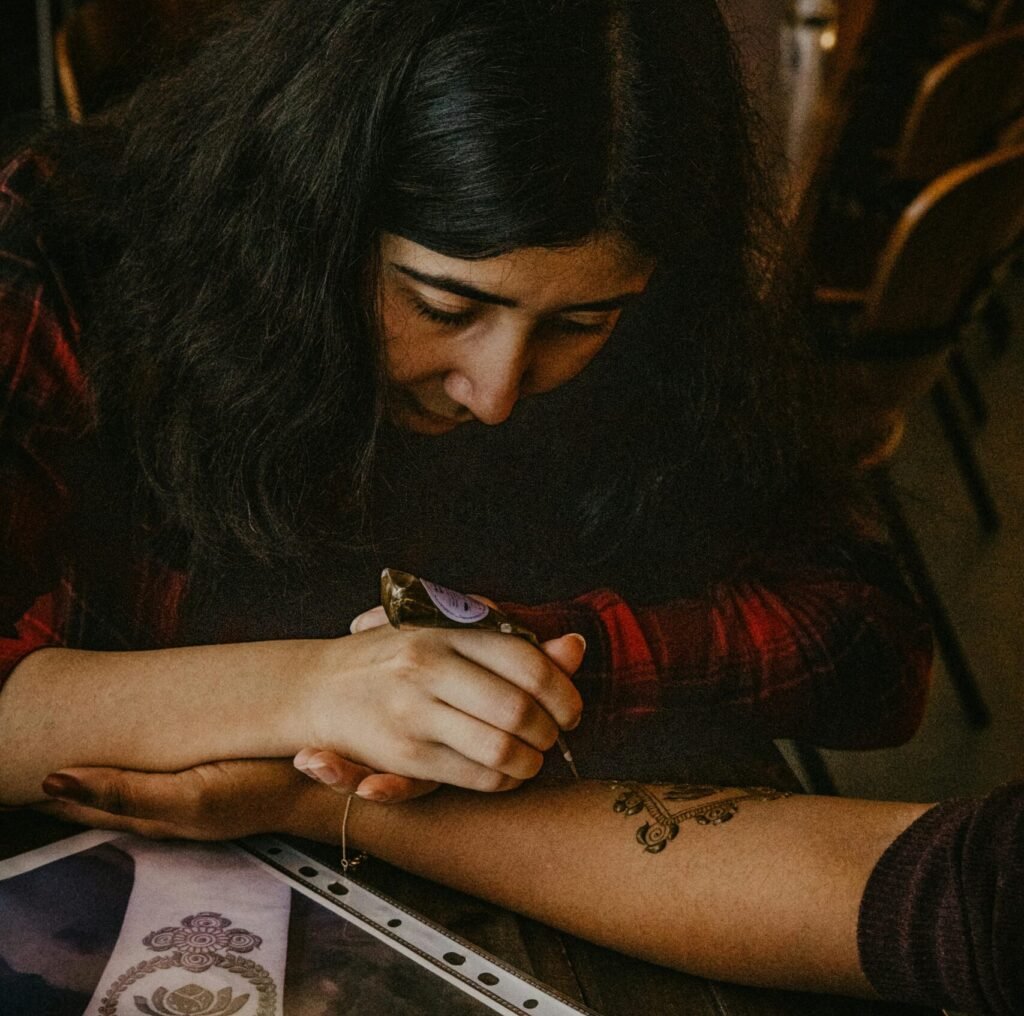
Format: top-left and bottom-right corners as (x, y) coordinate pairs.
(865, 143), (1024, 336)
(56, 0), (231, 121)
(893, 25), (1024, 181)
(990, 0), (1024, 30)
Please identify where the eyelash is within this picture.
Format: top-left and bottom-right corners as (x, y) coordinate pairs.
(411, 299), (474, 327)
(410, 296), (610, 335)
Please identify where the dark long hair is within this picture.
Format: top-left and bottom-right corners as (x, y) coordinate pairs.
(33, 0), (842, 577)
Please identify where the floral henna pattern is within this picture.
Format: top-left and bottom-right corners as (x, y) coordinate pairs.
(134, 984), (250, 1016)
(98, 912), (276, 1016)
(144, 912), (262, 973)
(611, 782), (791, 854)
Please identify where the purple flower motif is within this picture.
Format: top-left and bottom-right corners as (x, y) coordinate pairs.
(143, 913), (262, 959)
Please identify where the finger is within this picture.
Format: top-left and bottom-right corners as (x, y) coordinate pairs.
(31, 798), (185, 840)
(425, 704), (545, 782)
(451, 631), (584, 731)
(293, 749), (375, 794)
(425, 652), (560, 752)
(355, 773), (439, 803)
(398, 740), (525, 794)
(540, 633), (587, 678)
(295, 753), (438, 802)
(350, 605), (389, 633)
(42, 760), (302, 825)
(42, 767), (171, 819)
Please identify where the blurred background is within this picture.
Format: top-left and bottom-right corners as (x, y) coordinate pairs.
(2, 0), (1023, 804)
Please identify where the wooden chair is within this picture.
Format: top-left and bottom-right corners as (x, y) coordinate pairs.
(819, 143), (1024, 727)
(891, 25), (1024, 184)
(990, 0), (1024, 30)
(810, 24), (1024, 292)
(55, 0), (232, 121)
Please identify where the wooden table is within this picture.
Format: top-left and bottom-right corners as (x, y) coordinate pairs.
(0, 746), (937, 1016)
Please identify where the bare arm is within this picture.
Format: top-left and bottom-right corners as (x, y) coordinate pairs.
(0, 627), (583, 805)
(346, 781), (928, 996)
(34, 761), (931, 997)
(0, 641), (321, 804)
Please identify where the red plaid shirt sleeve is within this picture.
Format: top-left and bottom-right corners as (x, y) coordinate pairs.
(502, 539), (933, 750)
(0, 156), (87, 689)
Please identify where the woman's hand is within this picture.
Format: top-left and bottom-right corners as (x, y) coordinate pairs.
(303, 622), (585, 795)
(36, 759), (342, 842)
(295, 607), (586, 803)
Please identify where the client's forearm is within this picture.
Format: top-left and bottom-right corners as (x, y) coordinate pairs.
(347, 780), (930, 996)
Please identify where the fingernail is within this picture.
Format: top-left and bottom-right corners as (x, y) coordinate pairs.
(349, 610), (372, 633)
(356, 788), (389, 803)
(42, 773), (91, 804)
(567, 633), (587, 653)
(304, 761), (343, 786)
(567, 712), (583, 731)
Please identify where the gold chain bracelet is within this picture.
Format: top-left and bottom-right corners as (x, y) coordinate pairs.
(340, 793), (369, 873)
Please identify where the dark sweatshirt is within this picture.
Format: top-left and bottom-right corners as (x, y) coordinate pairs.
(859, 780), (1024, 1015)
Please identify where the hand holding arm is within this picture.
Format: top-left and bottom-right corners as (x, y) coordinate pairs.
(296, 606), (586, 804)
(0, 624), (583, 805)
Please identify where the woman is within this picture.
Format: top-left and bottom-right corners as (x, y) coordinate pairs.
(0, 0), (931, 807)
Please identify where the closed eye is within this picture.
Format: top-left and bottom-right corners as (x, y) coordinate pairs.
(408, 290), (615, 336)
(548, 317), (613, 336)
(409, 294), (475, 328)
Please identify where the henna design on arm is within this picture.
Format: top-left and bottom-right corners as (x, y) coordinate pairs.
(610, 782), (791, 854)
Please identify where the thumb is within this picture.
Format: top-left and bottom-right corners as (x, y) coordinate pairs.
(350, 605), (389, 633)
(293, 748), (375, 793)
(42, 766), (161, 818)
(540, 632), (587, 676)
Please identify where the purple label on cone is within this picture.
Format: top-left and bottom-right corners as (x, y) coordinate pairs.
(421, 579), (490, 623)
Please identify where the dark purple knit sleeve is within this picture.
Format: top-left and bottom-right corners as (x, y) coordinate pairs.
(857, 780), (1024, 1016)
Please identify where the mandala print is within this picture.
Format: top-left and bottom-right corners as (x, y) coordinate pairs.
(144, 913), (263, 973)
(98, 912), (277, 1016)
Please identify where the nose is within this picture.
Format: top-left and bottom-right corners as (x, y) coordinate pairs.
(444, 329), (530, 426)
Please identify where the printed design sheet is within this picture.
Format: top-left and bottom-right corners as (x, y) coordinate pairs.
(0, 831), (596, 1016)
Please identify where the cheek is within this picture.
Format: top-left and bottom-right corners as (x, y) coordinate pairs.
(380, 299), (445, 384)
(529, 335), (610, 393)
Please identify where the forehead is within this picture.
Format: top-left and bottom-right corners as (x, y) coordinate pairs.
(380, 233), (653, 303)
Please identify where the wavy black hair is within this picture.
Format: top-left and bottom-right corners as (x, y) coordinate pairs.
(32, 0), (842, 575)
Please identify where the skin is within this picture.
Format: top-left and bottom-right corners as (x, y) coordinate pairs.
(0, 234), (651, 807)
(307, 602), (557, 802)
(0, 627), (585, 805)
(32, 760), (933, 999)
(378, 232), (653, 433)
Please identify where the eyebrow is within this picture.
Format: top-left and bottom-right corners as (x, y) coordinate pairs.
(391, 263), (644, 312)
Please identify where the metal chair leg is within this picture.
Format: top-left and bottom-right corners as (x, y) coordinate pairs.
(980, 290), (1013, 358)
(947, 347), (988, 427)
(787, 741), (839, 796)
(930, 375), (1001, 534)
(871, 470), (991, 728)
